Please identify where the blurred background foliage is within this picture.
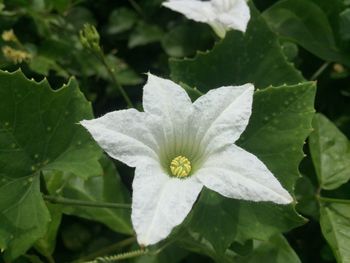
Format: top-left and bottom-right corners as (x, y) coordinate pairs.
(0, 0), (350, 262)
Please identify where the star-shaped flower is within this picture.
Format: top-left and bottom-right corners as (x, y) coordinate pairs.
(81, 74), (293, 246)
(162, 0), (251, 38)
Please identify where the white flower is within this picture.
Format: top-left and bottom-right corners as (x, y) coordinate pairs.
(81, 74), (293, 246)
(162, 0), (251, 38)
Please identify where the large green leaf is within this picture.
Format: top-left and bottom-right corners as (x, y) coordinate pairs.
(235, 235), (301, 263)
(0, 69), (102, 180)
(320, 202), (350, 263)
(238, 83), (316, 191)
(133, 244), (188, 263)
(309, 114), (350, 190)
(58, 157), (132, 235)
(170, 4), (304, 92)
(0, 176), (50, 261)
(263, 0), (350, 66)
(0, 69), (102, 260)
(34, 204), (62, 259)
(176, 83), (316, 259)
(183, 189), (304, 257)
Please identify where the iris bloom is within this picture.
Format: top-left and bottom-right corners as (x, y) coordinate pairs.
(162, 0), (251, 38)
(81, 74), (293, 246)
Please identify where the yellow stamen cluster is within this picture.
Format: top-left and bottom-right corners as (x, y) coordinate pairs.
(170, 156), (191, 178)
(2, 46), (32, 64)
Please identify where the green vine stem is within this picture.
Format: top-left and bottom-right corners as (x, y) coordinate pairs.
(43, 195), (131, 209)
(98, 53), (134, 108)
(318, 196), (350, 205)
(73, 237), (136, 263)
(83, 249), (148, 263)
(310, 62), (330, 81)
(79, 24), (134, 108)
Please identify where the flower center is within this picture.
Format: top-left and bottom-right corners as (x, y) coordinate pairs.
(170, 156), (191, 178)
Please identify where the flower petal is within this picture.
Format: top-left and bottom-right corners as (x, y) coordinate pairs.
(196, 145), (293, 204)
(207, 20), (227, 38)
(143, 73), (192, 120)
(143, 74), (193, 158)
(162, 0), (215, 23)
(192, 84), (253, 155)
(132, 163), (203, 246)
(81, 109), (159, 167)
(213, 0), (251, 32)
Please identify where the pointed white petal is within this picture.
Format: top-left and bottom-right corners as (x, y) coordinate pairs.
(143, 74), (193, 156)
(197, 145), (293, 204)
(192, 84), (253, 154)
(132, 163), (202, 246)
(215, 0), (251, 32)
(81, 109), (159, 167)
(162, 0), (215, 23)
(143, 73), (192, 120)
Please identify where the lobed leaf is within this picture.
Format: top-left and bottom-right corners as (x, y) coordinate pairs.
(176, 82), (316, 258)
(170, 4), (304, 92)
(0, 69), (102, 260)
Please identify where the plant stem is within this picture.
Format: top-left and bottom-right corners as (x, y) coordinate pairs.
(83, 248), (148, 263)
(318, 196), (350, 205)
(43, 195), (131, 209)
(310, 62), (330, 81)
(100, 54), (134, 108)
(73, 237), (136, 263)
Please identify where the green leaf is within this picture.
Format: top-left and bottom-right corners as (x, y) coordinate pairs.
(177, 83), (316, 258)
(0, 69), (102, 260)
(174, 228), (236, 263)
(263, 0), (350, 66)
(0, 69), (102, 180)
(320, 202), (350, 263)
(235, 235), (301, 263)
(105, 8), (138, 35)
(59, 157), (132, 235)
(128, 22), (164, 49)
(0, 176), (50, 261)
(294, 176), (319, 220)
(340, 9), (350, 41)
(49, 0), (71, 13)
(238, 83), (316, 191)
(161, 23), (214, 58)
(133, 244), (188, 263)
(29, 55), (69, 78)
(309, 114), (350, 190)
(34, 204), (62, 258)
(66, 7), (96, 31)
(170, 4), (304, 92)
